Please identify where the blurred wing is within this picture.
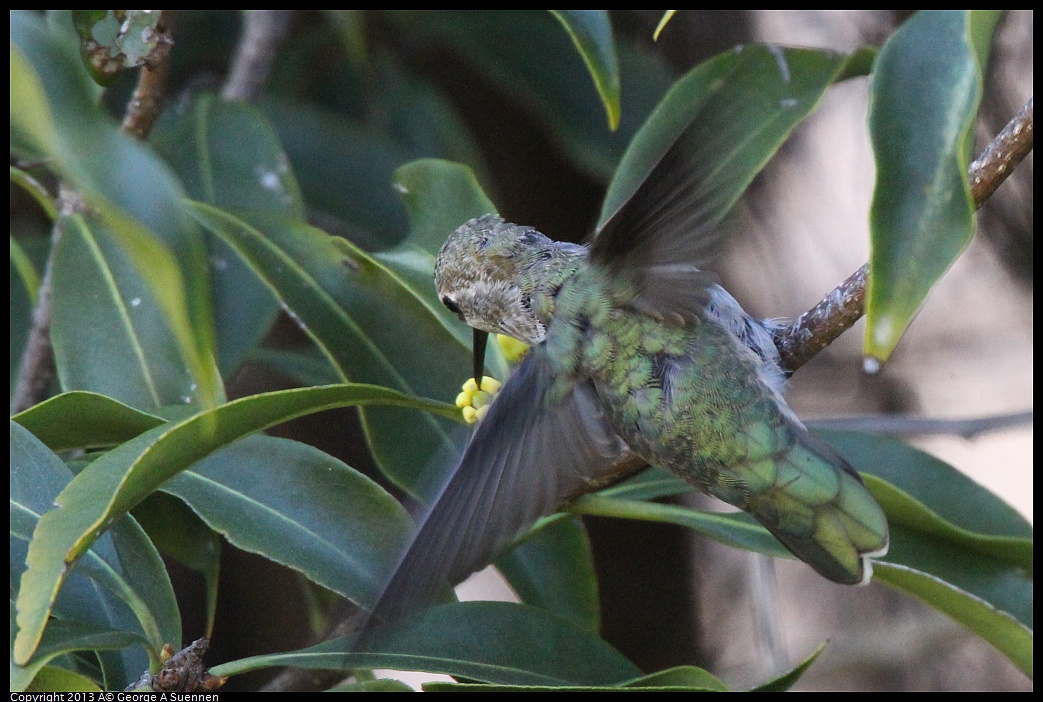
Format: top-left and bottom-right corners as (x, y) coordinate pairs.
(590, 126), (734, 323)
(367, 347), (626, 625)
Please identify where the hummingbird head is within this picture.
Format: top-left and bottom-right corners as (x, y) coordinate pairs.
(435, 214), (575, 345)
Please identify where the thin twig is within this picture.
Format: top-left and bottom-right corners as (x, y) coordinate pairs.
(969, 97), (1034, 205)
(774, 97), (1034, 373)
(804, 409), (1033, 439)
(221, 10), (295, 102)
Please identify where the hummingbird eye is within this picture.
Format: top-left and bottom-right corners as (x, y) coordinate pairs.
(441, 296), (464, 318)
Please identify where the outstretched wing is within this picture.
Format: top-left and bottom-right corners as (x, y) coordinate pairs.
(366, 347), (627, 626)
(590, 125), (731, 324)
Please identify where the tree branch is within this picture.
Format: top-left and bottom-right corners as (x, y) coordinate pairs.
(120, 11), (174, 140)
(221, 10), (296, 102)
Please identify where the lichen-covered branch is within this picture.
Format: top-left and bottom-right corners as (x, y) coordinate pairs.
(125, 638), (225, 693)
(121, 11), (174, 140)
(774, 98), (1034, 373)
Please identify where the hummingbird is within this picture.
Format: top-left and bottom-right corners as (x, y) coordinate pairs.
(365, 124), (889, 627)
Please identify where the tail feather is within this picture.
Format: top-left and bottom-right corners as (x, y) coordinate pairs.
(747, 430), (889, 585)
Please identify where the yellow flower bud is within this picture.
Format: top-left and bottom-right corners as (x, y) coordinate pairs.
(496, 334), (530, 363)
(479, 376), (502, 394)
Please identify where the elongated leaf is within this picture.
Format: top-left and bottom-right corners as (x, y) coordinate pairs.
(599, 45), (865, 233)
(12, 391), (165, 452)
(653, 11), (677, 41)
(11, 13), (221, 409)
(818, 429), (1032, 676)
(13, 384), (456, 665)
(620, 665), (729, 691)
(18, 665), (103, 693)
(597, 465), (692, 502)
(12, 422), (179, 682)
(187, 203), (471, 493)
(161, 435), (412, 607)
(569, 494), (792, 559)
(549, 11), (620, 130)
(865, 10), (1002, 362)
(396, 10), (676, 179)
(748, 642), (827, 692)
(388, 158), (512, 379)
(874, 562), (1032, 678)
(210, 602), (642, 686)
(50, 215), (197, 410)
(151, 95), (303, 377)
(261, 98), (413, 246)
(393, 159), (498, 257)
(10, 613), (147, 693)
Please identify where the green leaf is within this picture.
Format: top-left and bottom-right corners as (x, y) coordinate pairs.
(22, 665), (103, 693)
(569, 493), (792, 560)
(261, 98), (413, 247)
(12, 391), (165, 452)
(248, 346), (342, 387)
(388, 158), (512, 380)
(151, 94), (304, 378)
(548, 11), (621, 130)
(597, 465), (692, 502)
(622, 665), (729, 691)
(495, 516), (600, 632)
(865, 10), (1002, 363)
(11, 613), (147, 693)
(393, 159), (498, 257)
(747, 641), (826, 691)
(187, 203), (472, 493)
(12, 422), (180, 679)
(161, 434), (412, 608)
(421, 662), (731, 691)
(819, 430), (1032, 676)
(599, 45), (862, 233)
(153, 95), (304, 218)
(50, 216), (201, 410)
(13, 383), (456, 665)
(653, 11), (677, 41)
(874, 562), (1032, 679)
(211, 602), (642, 686)
(10, 234), (42, 393)
(11, 12), (221, 410)
(397, 10), (675, 180)
(332, 678), (416, 692)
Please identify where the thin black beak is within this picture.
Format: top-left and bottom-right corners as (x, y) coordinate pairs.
(472, 328), (489, 385)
